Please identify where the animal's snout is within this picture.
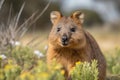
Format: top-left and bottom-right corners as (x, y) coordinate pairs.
(61, 35), (69, 46)
(62, 35), (68, 42)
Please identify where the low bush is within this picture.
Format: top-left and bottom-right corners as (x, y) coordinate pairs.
(106, 48), (120, 75)
(71, 60), (98, 80)
(0, 46), (100, 80)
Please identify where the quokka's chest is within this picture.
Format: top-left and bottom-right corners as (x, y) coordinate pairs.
(54, 50), (91, 70)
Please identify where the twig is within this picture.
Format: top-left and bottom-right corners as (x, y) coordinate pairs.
(0, 0), (4, 10)
(14, 2), (25, 30)
(26, 0), (52, 46)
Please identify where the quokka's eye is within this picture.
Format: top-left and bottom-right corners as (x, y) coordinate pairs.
(57, 27), (61, 32)
(70, 28), (76, 32)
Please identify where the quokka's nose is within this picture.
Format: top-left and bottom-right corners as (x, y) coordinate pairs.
(62, 35), (68, 42)
(61, 35), (69, 46)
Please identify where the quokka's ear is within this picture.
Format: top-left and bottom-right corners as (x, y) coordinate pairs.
(71, 11), (84, 24)
(50, 11), (62, 24)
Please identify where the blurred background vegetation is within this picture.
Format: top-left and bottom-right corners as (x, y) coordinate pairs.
(0, 0), (119, 50)
(0, 0), (120, 80)
(1, 0), (120, 29)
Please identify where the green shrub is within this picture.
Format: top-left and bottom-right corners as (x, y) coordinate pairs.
(0, 45), (100, 80)
(1, 46), (38, 70)
(1, 45), (120, 80)
(2, 45), (120, 80)
(0, 46), (65, 80)
(2, 60), (21, 80)
(106, 48), (120, 74)
(71, 60), (99, 80)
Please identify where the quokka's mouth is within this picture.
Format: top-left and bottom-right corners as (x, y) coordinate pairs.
(62, 41), (68, 46)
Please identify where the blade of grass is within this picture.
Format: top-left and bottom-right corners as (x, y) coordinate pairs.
(0, 0), (4, 10)
(26, 0), (52, 46)
(14, 2), (25, 30)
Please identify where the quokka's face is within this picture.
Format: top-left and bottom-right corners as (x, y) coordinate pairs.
(49, 11), (86, 49)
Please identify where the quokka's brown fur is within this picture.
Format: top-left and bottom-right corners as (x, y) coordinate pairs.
(47, 11), (106, 80)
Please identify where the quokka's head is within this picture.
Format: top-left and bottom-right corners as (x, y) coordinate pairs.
(49, 11), (86, 49)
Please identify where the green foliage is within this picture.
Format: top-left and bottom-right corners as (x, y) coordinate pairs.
(1, 46), (120, 80)
(0, 59), (65, 80)
(106, 48), (120, 74)
(1, 60), (21, 80)
(0, 46), (65, 80)
(16, 60), (65, 80)
(0, 45), (100, 80)
(2, 46), (38, 70)
(1, 44), (120, 80)
(71, 60), (99, 80)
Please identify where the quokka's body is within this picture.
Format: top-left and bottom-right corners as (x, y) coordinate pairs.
(47, 11), (106, 80)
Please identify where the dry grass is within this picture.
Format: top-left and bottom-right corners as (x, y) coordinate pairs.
(86, 27), (120, 52)
(0, 0), (51, 53)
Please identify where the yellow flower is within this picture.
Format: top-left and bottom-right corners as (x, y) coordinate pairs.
(4, 64), (13, 71)
(76, 61), (81, 65)
(54, 64), (61, 70)
(39, 72), (49, 78)
(61, 70), (65, 75)
(20, 72), (28, 79)
(20, 72), (34, 80)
